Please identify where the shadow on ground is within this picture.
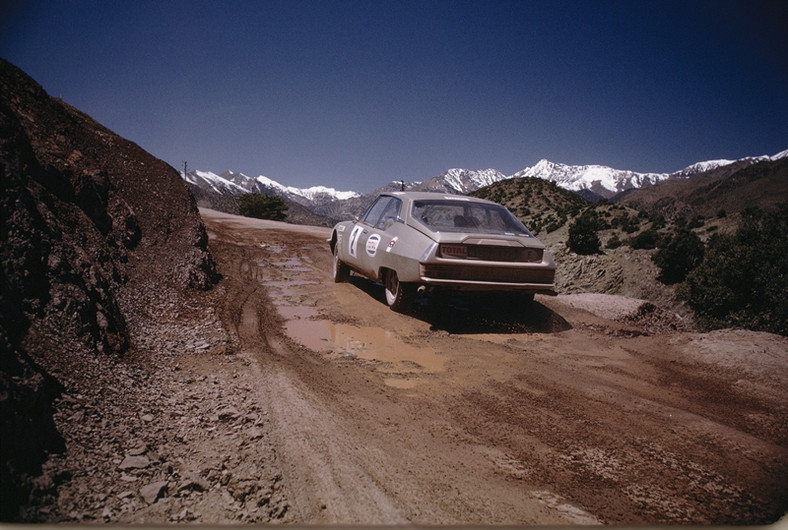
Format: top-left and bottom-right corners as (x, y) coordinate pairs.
(348, 277), (571, 334)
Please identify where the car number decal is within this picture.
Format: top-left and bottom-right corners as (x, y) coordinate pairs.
(366, 234), (381, 257)
(348, 225), (363, 258)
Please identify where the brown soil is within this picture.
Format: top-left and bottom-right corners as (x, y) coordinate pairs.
(196, 208), (787, 525)
(7, 56), (782, 524)
(22, 208), (787, 525)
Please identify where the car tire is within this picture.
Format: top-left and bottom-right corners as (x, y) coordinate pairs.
(332, 244), (349, 283)
(384, 269), (412, 311)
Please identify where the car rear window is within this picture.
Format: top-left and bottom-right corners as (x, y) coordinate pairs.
(411, 200), (534, 236)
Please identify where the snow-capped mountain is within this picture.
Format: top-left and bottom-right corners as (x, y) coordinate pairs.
(184, 170), (247, 195)
(183, 148), (787, 217)
(509, 149), (787, 198)
(512, 160), (669, 198)
(669, 153), (784, 179)
(420, 168), (508, 194)
(184, 170), (359, 207)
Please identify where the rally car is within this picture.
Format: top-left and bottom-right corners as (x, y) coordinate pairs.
(329, 191), (556, 311)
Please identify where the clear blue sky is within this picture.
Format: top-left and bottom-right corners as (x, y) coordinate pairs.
(2, 0), (786, 192)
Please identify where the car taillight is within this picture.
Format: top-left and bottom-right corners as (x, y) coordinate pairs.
(439, 244), (468, 259)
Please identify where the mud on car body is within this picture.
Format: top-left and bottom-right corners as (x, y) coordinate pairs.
(329, 191), (556, 311)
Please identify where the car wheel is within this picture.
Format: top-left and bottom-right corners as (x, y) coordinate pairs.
(384, 269), (412, 311)
(332, 244), (349, 283)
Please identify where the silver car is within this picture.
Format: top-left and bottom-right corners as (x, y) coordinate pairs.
(329, 192), (556, 311)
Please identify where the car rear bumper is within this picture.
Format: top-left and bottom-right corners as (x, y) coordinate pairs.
(419, 262), (556, 293)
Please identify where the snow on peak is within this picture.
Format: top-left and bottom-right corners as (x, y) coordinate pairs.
(253, 174), (287, 192)
(672, 159), (736, 177)
(183, 148), (787, 206)
(292, 185), (360, 201)
(513, 160), (668, 195)
(772, 148), (788, 161)
(182, 170), (359, 201)
(440, 168), (508, 193)
(185, 170), (246, 194)
(672, 153), (778, 178)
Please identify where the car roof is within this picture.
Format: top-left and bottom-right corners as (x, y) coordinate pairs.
(379, 191), (497, 205)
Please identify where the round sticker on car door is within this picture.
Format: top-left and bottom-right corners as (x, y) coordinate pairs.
(366, 234), (381, 257)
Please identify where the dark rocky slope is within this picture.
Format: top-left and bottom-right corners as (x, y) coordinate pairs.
(612, 157), (788, 219)
(0, 58), (217, 520)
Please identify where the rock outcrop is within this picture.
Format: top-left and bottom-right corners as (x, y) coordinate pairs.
(0, 58), (218, 520)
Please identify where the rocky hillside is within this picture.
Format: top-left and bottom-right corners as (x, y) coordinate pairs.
(470, 178), (669, 303)
(472, 160), (788, 329)
(472, 177), (590, 234)
(612, 156), (788, 219)
(0, 59), (218, 519)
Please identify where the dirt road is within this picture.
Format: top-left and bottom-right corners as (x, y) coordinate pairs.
(202, 208), (787, 525)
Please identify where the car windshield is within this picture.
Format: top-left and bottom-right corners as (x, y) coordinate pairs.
(411, 199), (534, 236)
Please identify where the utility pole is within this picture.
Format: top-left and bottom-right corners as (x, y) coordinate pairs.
(183, 161), (188, 178)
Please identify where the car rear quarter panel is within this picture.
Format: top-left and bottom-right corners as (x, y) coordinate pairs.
(375, 222), (434, 282)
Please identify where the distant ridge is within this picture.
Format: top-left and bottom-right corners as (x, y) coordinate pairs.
(183, 149), (787, 220)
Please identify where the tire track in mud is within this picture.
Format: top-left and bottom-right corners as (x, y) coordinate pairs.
(203, 209), (788, 525)
(205, 212), (583, 525)
(232, 260), (409, 521)
(209, 228), (413, 522)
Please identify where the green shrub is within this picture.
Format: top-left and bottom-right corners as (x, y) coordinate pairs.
(568, 210), (602, 254)
(649, 213), (667, 229)
(606, 233), (623, 249)
(238, 193), (288, 221)
(612, 212), (640, 233)
(545, 215), (566, 233)
(628, 227), (660, 249)
(653, 228), (704, 284)
(688, 215), (705, 229)
(678, 204), (788, 335)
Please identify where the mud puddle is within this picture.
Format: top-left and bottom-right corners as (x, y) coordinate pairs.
(279, 305), (445, 384)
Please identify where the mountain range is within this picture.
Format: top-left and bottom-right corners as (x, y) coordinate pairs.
(184, 150), (788, 222)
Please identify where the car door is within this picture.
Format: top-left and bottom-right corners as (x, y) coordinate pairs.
(347, 196), (401, 278)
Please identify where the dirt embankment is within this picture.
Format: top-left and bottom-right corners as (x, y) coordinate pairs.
(1, 59), (217, 520)
(15, 208), (788, 524)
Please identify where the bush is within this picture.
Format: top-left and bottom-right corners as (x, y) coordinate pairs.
(653, 228), (704, 284)
(628, 227), (660, 249)
(688, 215), (705, 229)
(606, 233), (623, 249)
(238, 193), (288, 221)
(678, 204), (788, 335)
(568, 210), (602, 255)
(649, 213), (667, 229)
(545, 215), (566, 233)
(612, 212), (640, 233)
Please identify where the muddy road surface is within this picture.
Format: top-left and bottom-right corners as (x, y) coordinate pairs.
(202, 208), (787, 525)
